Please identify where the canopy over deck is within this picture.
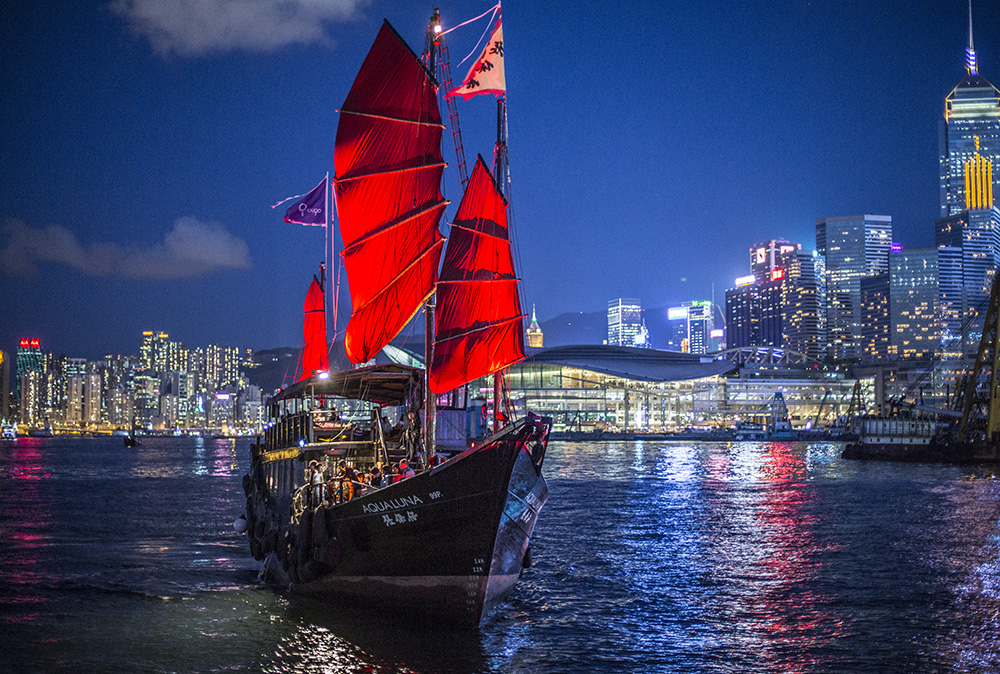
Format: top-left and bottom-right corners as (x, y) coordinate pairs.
(272, 364), (420, 406)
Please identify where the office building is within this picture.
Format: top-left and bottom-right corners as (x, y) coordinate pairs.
(860, 273), (891, 361)
(608, 298), (642, 347)
(782, 250), (826, 361)
(935, 139), (1000, 352)
(891, 248), (940, 360)
(816, 215), (893, 359)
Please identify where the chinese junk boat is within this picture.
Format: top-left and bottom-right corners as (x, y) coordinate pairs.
(242, 10), (550, 626)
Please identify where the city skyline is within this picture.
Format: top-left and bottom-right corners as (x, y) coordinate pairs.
(3, 0), (999, 360)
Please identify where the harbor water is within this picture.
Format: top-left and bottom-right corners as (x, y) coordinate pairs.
(3, 436), (1000, 673)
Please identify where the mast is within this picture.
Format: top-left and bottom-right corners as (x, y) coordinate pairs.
(423, 9), (441, 460)
(492, 96), (508, 430)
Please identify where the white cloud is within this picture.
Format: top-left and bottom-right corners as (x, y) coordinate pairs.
(109, 0), (370, 56)
(1, 216), (252, 279)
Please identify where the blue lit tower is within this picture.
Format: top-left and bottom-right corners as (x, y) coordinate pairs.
(940, 1), (1000, 217)
(935, 137), (1000, 353)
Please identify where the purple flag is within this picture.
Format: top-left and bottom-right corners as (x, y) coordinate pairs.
(281, 176), (327, 226)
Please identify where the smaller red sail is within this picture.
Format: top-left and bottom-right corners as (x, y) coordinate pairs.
(430, 156), (525, 394)
(299, 277), (329, 381)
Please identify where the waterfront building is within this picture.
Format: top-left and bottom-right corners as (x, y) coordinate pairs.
(607, 298), (642, 347)
(940, 6), (1000, 217)
(526, 305), (544, 348)
(496, 345), (862, 432)
(816, 215), (893, 359)
(890, 248), (940, 360)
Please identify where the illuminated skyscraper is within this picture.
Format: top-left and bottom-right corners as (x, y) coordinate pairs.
(891, 248), (940, 360)
(607, 299), (642, 347)
(940, 3), (1000, 217)
(140, 331), (170, 372)
(816, 215), (892, 359)
(15, 337), (43, 407)
(206, 344), (240, 388)
(935, 139), (1000, 352)
(860, 273), (891, 361)
(782, 250), (826, 361)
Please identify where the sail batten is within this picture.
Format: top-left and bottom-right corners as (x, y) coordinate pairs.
(335, 161), (448, 185)
(430, 156), (526, 394)
(334, 20), (446, 365)
(341, 199), (448, 255)
(339, 109), (447, 129)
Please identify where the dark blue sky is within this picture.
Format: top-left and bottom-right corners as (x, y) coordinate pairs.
(2, 0), (998, 359)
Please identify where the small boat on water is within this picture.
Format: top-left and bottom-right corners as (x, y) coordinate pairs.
(242, 9), (551, 626)
(1, 422), (16, 441)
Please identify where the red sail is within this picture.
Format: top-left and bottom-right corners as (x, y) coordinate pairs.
(334, 21), (446, 364)
(299, 277), (329, 381)
(430, 156), (525, 394)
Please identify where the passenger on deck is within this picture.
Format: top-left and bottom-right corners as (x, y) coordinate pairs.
(310, 460), (325, 506)
(337, 460), (359, 502)
(398, 459), (415, 481)
(402, 410), (422, 463)
(369, 464), (384, 487)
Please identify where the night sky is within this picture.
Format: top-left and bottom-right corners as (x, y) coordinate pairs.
(2, 0), (998, 360)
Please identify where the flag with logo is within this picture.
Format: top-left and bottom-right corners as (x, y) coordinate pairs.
(447, 22), (505, 100)
(275, 175), (328, 226)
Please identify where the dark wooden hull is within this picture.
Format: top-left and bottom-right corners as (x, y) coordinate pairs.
(244, 414), (550, 626)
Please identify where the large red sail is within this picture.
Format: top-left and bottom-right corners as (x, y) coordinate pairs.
(299, 277), (329, 381)
(334, 21), (447, 364)
(430, 156), (525, 394)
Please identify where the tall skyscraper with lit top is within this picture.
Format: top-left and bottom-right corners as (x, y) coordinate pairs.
(936, 137), (1000, 352)
(940, 2), (1000, 217)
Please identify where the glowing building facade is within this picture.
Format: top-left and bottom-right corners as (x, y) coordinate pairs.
(940, 6), (1000, 218)
(607, 298), (642, 347)
(816, 215), (892, 359)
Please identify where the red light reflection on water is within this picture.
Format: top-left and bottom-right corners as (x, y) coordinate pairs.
(749, 442), (846, 673)
(4, 438), (53, 622)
